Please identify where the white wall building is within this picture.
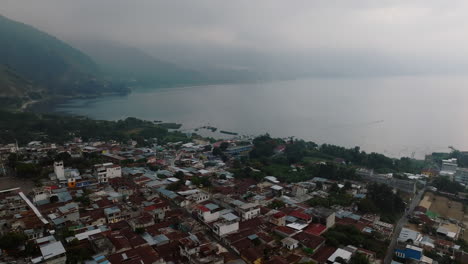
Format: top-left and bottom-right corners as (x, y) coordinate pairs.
(94, 163), (122, 183)
(213, 213), (239, 236)
(237, 203), (260, 221)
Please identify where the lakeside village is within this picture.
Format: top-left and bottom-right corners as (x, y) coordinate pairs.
(0, 135), (467, 264)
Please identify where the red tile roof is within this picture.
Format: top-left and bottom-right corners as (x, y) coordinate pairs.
(272, 211), (286, 219)
(312, 246), (337, 264)
(292, 232), (325, 251)
(304, 223), (327, 236)
(290, 210), (312, 221)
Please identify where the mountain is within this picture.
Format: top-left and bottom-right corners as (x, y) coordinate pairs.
(73, 40), (207, 87)
(0, 14), (126, 101)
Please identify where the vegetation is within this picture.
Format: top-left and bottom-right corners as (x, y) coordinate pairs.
(268, 199), (286, 209)
(0, 232), (27, 250)
(432, 176), (466, 193)
(349, 253), (370, 264)
(66, 239), (93, 264)
(357, 183), (405, 223)
(0, 14), (128, 103)
(323, 225), (388, 258)
(241, 134), (426, 184)
(0, 111), (189, 145)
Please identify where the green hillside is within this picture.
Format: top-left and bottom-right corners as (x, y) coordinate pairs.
(0, 14), (126, 98)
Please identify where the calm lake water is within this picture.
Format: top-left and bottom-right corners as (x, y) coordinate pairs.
(56, 76), (468, 158)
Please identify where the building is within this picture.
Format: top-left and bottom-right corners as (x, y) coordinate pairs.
(104, 207), (122, 223)
(31, 236), (67, 264)
(454, 167), (468, 185)
(398, 227), (422, 244)
(236, 203), (260, 221)
(440, 158), (458, 179)
(197, 203), (222, 223)
(307, 207), (335, 229)
(394, 245), (423, 262)
(213, 213), (240, 237)
(270, 211), (286, 226)
(327, 248), (352, 264)
(292, 184), (308, 197)
(94, 163), (122, 183)
(281, 237), (299, 250)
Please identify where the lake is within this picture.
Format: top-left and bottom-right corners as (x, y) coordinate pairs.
(56, 76), (468, 158)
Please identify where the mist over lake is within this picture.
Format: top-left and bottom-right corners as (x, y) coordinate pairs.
(57, 76), (468, 158)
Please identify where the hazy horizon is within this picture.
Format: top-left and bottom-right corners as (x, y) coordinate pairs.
(3, 1), (468, 79)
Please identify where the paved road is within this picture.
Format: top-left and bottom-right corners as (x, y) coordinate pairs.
(383, 188), (426, 264)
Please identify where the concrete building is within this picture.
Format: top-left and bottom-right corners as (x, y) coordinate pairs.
(94, 163), (122, 183)
(197, 203), (222, 223)
(292, 184), (307, 197)
(307, 207), (335, 229)
(53, 161), (65, 182)
(213, 215), (240, 237)
(440, 158), (458, 179)
(104, 207), (122, 223)
(31, 236), (67, 264)
(454, 167), (468, 185)
(236, 203), (260, 221)
(281, 237), (299, 250)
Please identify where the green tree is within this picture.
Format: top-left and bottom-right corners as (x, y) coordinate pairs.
(350, 253), (370, 264)
(0, 232), (27, 250)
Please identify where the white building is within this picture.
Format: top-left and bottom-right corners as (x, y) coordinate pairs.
(54, 161), (65, 182)
(327, 248), (352, 264)
(31, 236), (66, 264)
(94, 163), (122, 183)
(440, 158), (457, 180)
(197, 203), (222, 223)
(237, 203), (260, 221)
(213, 213), (239, 236)
(455, 167), (468, 186)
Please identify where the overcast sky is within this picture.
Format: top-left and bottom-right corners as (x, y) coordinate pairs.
(2, 0), (468, 76)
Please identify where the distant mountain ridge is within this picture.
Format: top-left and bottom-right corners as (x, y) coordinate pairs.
(0, 14), (103, 93)
(74, 40), (207, 87)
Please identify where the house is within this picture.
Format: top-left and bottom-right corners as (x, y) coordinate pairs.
(307, 207), (335, 229)
(197, 203), (222, 223)
(213, 213), (240, 237)
(289, 210), (312, 224)
(57, 202), (79, 222)
(292, 232), (325, 252)
(104, 206), (123, 223)
(31, 237), (67, 264)
(394, 245), (423, 262)
(270, 211), (286, 226)
(398, 227), (422, 244)
(327, 248), (352, 264)
(237, 203), (261, 221)
(94, 163), (122, 183)
(281, 237), (299, 250)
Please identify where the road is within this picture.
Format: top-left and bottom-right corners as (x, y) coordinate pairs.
(383, 187), (426, 264)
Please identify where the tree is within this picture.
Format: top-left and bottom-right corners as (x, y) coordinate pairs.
(285, 140), (307, 164)
(329, 183), (340, 193)
(0, 232), (27, 250)
(212, 147), (223, 156)
(350, 253), (370, 264)
(50, 195), (59, 203)
(220, 142), (230, 151)
(174, 171), (185, 179)
(344, 181), (352, 190)
(250, 134), (278, 158)
(268, 199), (285, 209)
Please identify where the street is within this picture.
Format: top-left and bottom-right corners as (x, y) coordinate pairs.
(383, 187), (426, 264)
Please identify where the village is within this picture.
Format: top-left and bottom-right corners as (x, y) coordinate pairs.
(0, 135), (467, 264)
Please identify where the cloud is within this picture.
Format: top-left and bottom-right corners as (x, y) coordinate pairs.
(2, 0), (468, 76)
